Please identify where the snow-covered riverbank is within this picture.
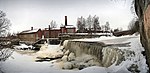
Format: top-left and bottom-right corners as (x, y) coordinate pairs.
(0, 35), (148, 73)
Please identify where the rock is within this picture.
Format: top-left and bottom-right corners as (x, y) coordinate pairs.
(78, 65), (86, 70)
(75, 62), (89, 70)
(63, 49), (66, 53)
(40, 44), (48, 51)
(87, 60), (101, 66)
(61, 55), (68, 62)
(128, 64), (140, 73)
(63, 40), (69, 48)
(68, 52), (75, 61)
(64, 50), (70, 56)
(62, 62), (73, 69)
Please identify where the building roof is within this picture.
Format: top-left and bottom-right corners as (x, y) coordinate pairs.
(42, 28), (60, 31)
(19, 29), (40, 34)
(61, 25), (76, 28)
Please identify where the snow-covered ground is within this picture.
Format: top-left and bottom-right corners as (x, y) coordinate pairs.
(14, 44), (33, 50)
(0, 35), (148, 73)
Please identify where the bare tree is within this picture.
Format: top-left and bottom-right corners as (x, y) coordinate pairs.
(77, 16), (86, 32)
(93, 15), (100, 32)
(86, 15), (93, 33)
(0, 10), (13, 73)
(77, 15), (101, 33)
(0, 10), (11, 47)
(50, 20), (57, 28)
(128, 18), (139, 34)
(105, 22), (110, 31)
(0, 10), (11, 36)
(0, 10), (12, 59)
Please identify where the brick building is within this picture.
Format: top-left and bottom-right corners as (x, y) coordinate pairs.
(18, 16), (76, 42)
(18, 28), (42, 42)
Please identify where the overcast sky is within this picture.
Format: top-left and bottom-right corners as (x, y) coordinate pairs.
(0, 0), (134, 33)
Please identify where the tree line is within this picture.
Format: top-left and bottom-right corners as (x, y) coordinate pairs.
(76, 15), (116, 33)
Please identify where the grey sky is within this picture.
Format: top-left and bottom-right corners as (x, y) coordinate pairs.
(0, 0), (134, 33)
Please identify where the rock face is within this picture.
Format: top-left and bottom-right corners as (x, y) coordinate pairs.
(144, 4), (150, 69)
(134, 0), (150, 70)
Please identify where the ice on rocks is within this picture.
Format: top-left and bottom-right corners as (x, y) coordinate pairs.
(61, 55), (68, 62)
(68, 52), (75, 61)
(35, 44), (63, 59)
(64, 50), (70, 56)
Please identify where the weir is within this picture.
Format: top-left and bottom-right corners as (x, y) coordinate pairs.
(63, 40), (125, 67)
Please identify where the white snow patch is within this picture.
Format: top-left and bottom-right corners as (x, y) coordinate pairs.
(35, 44), (63, 58)
(14, 44), (33, 50)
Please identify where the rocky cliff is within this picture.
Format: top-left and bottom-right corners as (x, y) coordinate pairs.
(134, 0), (150, 70)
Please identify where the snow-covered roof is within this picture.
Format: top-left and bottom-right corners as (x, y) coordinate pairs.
(65, 25), (75, 28)
(51, 28), (60, 30)
(20, 29), (40, 34)
(42, 28), (60, 31)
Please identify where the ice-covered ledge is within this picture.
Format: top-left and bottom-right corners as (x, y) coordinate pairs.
(63, 40), (124, 67)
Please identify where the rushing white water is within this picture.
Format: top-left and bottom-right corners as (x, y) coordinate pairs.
(63, 41), (124, 67)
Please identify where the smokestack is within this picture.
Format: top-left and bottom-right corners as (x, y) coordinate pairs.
(65, 16), (67, 26)
(31, 27), (33, 30)
(49, 25), (51, 38)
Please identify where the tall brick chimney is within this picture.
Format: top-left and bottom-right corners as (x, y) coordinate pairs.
(49, 25), (51, 38)
(65, 16), (67, 26)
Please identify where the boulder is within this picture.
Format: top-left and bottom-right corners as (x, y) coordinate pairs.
(61, 55), (68, 62)
(62, 62), (73, 69)
(64, 50), (70, 56)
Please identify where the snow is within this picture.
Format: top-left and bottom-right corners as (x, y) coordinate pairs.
(21, 29), (39, 34)
(65, 25), (75, 28)
(60, 33), (112, 36)
(120, 36), (148, 73)
(35, 44), (63, 58)
(0, 35), (148, 73)
(70, 35), (148, 72)
(104, 35), (148, 73)
(72, 35), (135, 44)
(14, 44), (33, 50)
(0, 51), (105, 73)
(51, 28), (61, 30)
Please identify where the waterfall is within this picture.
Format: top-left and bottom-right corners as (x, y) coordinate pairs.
(63, 40), (125, 67)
